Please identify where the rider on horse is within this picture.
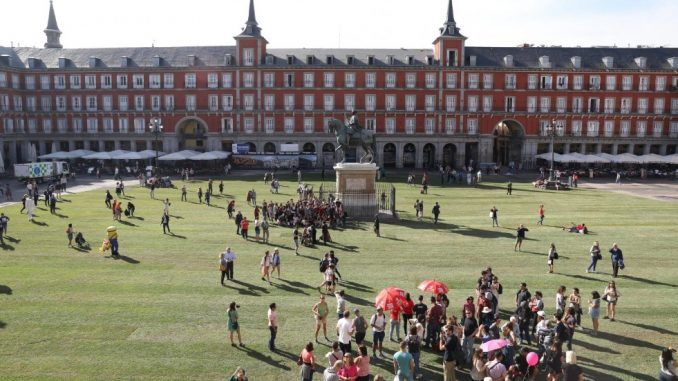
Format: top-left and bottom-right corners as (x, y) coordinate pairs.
(347, 111), (363, 138)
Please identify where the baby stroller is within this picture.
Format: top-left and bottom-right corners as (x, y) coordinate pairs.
(74, 232), (89, 249)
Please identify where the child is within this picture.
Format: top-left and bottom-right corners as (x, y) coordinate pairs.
(66, 223), (74, 247)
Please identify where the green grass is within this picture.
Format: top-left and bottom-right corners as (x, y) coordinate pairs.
(0, 173), (676, 380)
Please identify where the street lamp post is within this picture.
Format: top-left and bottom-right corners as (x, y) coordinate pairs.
(149, 118), (163, 175)
(547, 118), (560, 182)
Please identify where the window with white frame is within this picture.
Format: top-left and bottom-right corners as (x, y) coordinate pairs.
(284, 73), (295, 87)
(264, 73), (275, 88)
(446, 95), (457, 112)
(527, 74), (538, 90)
(304, 118), (315, 133)
(425, 73), (436, 89)
(150, 95), (160, 111)
(244, 118), (255, 134)
(72, 96), (82, 111)
(41, 96), (51, 111)
(386, 73), (396, 88)
(15, 118), (24, 133)
(344, 94), (355, 111)
(148, 74), (160, 89)
(11, 96), (21, 111)
(540, 75), (552, 90)
(636, 121), (647, 137)
(303, 73), (314, 88)
(365, 119), (376, 133)
(324, 72), (335, 87)
(103, 96), (113, 111)
(556, 97), (566, 113)
(467, 95), (478, 112)
(588, 98), (599, 113)
(653, 121), (663, 137)
(85, 74), (97, 89)
(589, 75), (600, 90)
(11, 74), (18, 89)
(505, 74), (516, 89)
(132, 117), (143, 133)
(467, 119), (478, 134)
(638, 76), (649, 91)
(324, 94), (334, 111)
(24, 75), (35, 90)
(208, 95), (219, 111)
(132, 74), (144, 89)
(604, 98), (615, 114)
(446, 73), (457, 89)
(385, 95), (396, 111)
(345, 73), (356, 88)
(87, 117), (98, 133)
(606, 75), (616, 90)
(538, 120), (551, 136)
(118, 117), (128, 133)
(468, 73), (479, 89)
(28, 119), (37, 133)
(620, 98), (631, 114)
(43, 119), (52, 133)
(184, 73), (196, 88)
(57, 118), (67, 133)
(40, 75), (50, 89)
(425, 118), (435, 134)
(185, 95), (196, 111)
(365, 94), (376, 112)
(207, 73), (218, 88)
(670, 121), (678, 138)
(86, 96), (97, 111)
(426, 95), (436, 112)
(56, 96), (66, 112)
(264, 94), (275, 111)
(25, 96), (36, 112)
(654, 98), (665, 114)
(604, 120), (614, 137)
(70, 75), (81, 89)
(164, 95), (174, 111)
(304, 94), (314, 111)
(264, 118), (275, 134)
(72, 118), (83, 133)
(0, 95), (10, 111)
(637, 98), (648, 114)
(221, 73), (232, 88)
(556, 75), (568, 90)
(405, 118), (415, 134)
(2, 118), (13, 133)
(221, 118), (233, 133)
(405, 95), (416, 112)
(385, 118), (395, 134)
(621, 75), (632, 91)
(571, 120), (582, 136)
(103, 118), (114, 133)
(620, 120), (630, 137)
(221, 95), (233, 111)
(483, 96), (493, 112)
(243, 49), (254, 66)
(243, 94), (254, 111)
(54, 74), (66, 89)
(366, 72), (376, 88)
(0, 72), (6, 88)
(284, 94), (295, 110)
(134, 95), (144, 111)
(671, 98), (678, 114)
(284, 117), (294, 134)
(587, 121), (599, 137)
(483, 74), (493, 89)
(445, 118), (456, 134)
(540, 97), (551, 113)
(655, 76), (666, 91)
(573, 75), (583, 90)
(406, 73), (417, 88)
(505, 96), (515, 112)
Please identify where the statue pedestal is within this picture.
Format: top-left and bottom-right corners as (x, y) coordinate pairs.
(334, 163), (378, 219)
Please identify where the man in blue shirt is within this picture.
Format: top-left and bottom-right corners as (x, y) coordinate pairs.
(393, 341), (414, 381)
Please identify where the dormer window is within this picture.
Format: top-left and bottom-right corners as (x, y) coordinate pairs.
(468, 55), (477, 67)
(265, 55), (275, 65)
(347, 55), (355, 65)
(406, 56), (414, 65)
(88, 57), (99, 68)
(426, 56), (434, 66)
(539, 56), (551, 68)
(306, 55), (315, 65)
(287, 55), (295, 65)
(387, 55), (395, 65)
(368, 55), (375, 66)
(153, 56), (162, 67)
(668, 57), (678, 69)
(326, 55), (334, 65)
(503, 55), (514, 67)
(224, 54), (233, 65)
(187, 55), (197, 67)
(59, 57), (71, 69)
(635, 56), (647, 69)
(27, 57), (43, 69)
(571, 56), (581, 69)
(602, 56), (614, 69)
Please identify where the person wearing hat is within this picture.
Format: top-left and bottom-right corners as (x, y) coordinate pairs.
(480, 306), (494, 327)
(562, 351), (584, 380)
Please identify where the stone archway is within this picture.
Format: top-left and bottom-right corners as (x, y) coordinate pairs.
(403, 143), (416, 168)
(302, 142), (316, 153)
(246, 142), (257, 153)
(176, 117), (208, 152)
(423, 143), (436, 169)
(264, 142), (276, 153)
(322, 142), (335, 168)
(493, 120), (525, 166)
(443, 143), (457, 168)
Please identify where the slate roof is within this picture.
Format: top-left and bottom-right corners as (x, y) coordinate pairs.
(1, 45), (677, 70)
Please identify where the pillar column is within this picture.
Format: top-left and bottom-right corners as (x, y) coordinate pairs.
(594, 143), (602, 154)
(660, 145), (667, 155)
(375, 142), (385, 167)
(414, 142), (423, 169)
(563, 143), (570, 154)
(456, 143), (466, 169)
(114, 140), (121, 150)
(395, 143), (404, 169)
(611, 144), (618, 155)
(68, 140), (75, 151)
(643, 144), (651, 155)
(83, 140), (91, 150)
(9, 141), (17, 164)
(579, 143), (586, 154)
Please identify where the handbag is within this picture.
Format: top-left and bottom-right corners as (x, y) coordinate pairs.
(618, 259), (625, 270)
(219, 264), (226, 272)
(296, 355), (304, 366)
(489, 211), (493, 218)
(553, 252), (559, 260)
(596, 252), (603, 260)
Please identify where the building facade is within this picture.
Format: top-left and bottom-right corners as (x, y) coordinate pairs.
(1, 0), (677, 169)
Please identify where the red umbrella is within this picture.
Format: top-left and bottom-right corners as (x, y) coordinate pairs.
(375, 287), (407, 311)
(417, 279), (449, 295)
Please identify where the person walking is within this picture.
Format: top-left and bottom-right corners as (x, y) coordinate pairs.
(234, 211), (243, 235)
(432, 202), (441, 224)
(293, 228), (301, 255)
(268, 303), (278, 351)
(490, 206), (499, 227)
(507, 180), (513, 195)
(107, 226), (120, 258)
(413, 199), (420, 220)
(260, 250), (271, 284)
(0, 213), (10, 238)
(588, 291), (601, 336)
(609, 243), (624, 278)
(352, 308), (368, 347)
(261, 218), (270, 243)
(205, 191), (211, 206)
(370, 307), (387, 358)
(603, 281), (620, 321)
(312, 295), (330, 342)
(373, 215), (380, 237)
(181, 184), (187, 201)
(393, 340), (414, 381)
(298, 342), (316, 381)
(336, 310), (354, 355)
(197, 187), (203, 204)
(66, 223), (74, 247)
(587, 241), (601, 273)
(105, 190), (113, 209)
(270, 248), (281, 278)
(227, 302), (243, 346)
(240, 217), (249, 240)
(149, 182), (156, 199)
(537, 204), (545, 225)
(547, 242), (558, 273)
(514, 224), (529, 251)
(161, 212), (171, 234)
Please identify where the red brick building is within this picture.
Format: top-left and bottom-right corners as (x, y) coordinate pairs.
(1, 0), (677, 169)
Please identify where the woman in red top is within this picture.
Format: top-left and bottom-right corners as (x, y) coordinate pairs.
(299, 342), (316, 381)
(401, 293), (415, 333)
(337, 353), (359, 381)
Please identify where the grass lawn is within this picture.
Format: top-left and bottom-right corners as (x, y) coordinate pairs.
(0, 172), (676, 381)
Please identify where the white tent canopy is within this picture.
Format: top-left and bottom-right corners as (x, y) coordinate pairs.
(188, 151), (231, 161)
(63, 149), (95, 159)
(115, 150), (166, 160)
(38, 151), (71, 160)
(158, 150), (202, 161)
(82, 150), (131, 160)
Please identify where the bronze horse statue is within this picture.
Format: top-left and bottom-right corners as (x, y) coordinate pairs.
(327, 118), (376, 164)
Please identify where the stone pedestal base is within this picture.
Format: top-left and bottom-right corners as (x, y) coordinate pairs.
(334, 163), (378, 219)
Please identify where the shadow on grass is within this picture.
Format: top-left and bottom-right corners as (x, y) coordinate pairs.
(0, 285), (12, 295)
(271, 281), (309, 295)
(394, 219), (520, 240)
(616, 319), (677, 335)
(620, 274), (677, 288)
(597, 330), (664, 351)
(279, 279), (315, 290)
(118, 220), (137, 227)
(380, 236), (406, 241)
(116, 255), (140, 264)
(579, 355), (655, 381)
(231, 279), (270, 294)
(168, 233), (187, 239)
(0, 320), (6, 329)
(558, 273), (613, 284)
(1, 243), (16, 250)
(54, 213), (69, 219)
(343, 294), (372, 307)
(325, 242), (359, 253)
(130, 216), (145, 221)
(4, 236), (20, 244)
(72, 245), (92, 253)
(30, 220), (48, 227)
(572, 337), (621, 354)
(340, 280), (373, 292)
(234, 345), (291, 371)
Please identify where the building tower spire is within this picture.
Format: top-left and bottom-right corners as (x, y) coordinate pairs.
(238, 0), (262, 38)
(440, 0), (460, 37)
(44, 0), (63, 48)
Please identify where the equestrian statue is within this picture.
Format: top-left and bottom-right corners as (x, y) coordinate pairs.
(327, 111), (376, 164)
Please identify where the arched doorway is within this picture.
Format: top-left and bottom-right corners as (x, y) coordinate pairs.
(263, 142), (276, 153)
(443, 143), (457, 168)
(423, 143), (436, 169)
(322, 142), (335, 168)
(177, 118), (208, 151)
(246, 142), (257, 153)
(303, 142), (315, 153)
(382, 143), (396, 168)
(493, 120), (525, 166)
(403, 143), (416, 168)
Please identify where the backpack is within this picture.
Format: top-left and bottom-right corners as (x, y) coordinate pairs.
(497, 283), (503, 295)
(319, 260), (329, 273)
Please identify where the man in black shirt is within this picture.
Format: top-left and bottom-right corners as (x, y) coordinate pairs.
(462, 311), (479, 364)
(514, 224), (529, 251)
(440, 329), (459, 380)
(515, 283), (532, 344)
(412, 295), (428, 325)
